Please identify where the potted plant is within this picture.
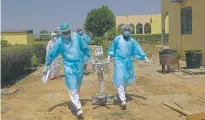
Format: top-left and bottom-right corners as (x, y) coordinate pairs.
(184, 49), (202, 69)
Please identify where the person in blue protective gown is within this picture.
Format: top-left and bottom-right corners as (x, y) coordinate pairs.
(107, 24), (150, 110)
(77, 28), (92, 75)
(43, 24), (94, 117)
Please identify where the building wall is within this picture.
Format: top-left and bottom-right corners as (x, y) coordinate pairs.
(116, 14), (169, 34)
(27, 34), (35, 44)
(116, 15), (150, 26)
(151, 15), (169, 34)
(1, 32), (28, 45)
(1, 32), (35, 45)
(162, 0), (205, 65)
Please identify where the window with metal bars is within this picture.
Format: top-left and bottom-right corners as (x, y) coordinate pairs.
(181, 6), (192, 34)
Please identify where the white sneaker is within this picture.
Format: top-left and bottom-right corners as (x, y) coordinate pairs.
(121, 101), (127, 110)
(77, 109), (83, 117)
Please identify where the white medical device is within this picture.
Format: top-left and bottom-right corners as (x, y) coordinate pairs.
(94, 45), (104, 59)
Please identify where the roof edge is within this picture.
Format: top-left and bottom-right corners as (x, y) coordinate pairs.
(1, 29), (33, 33)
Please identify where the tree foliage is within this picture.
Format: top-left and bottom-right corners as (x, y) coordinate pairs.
(84, 5), (115, 37)
(104, 27), (121, 41)
(54, 30), (61, 38)
(40, 30), (50, 41)
(117, 24), (124, 32)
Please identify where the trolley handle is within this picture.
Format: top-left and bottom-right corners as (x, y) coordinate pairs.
(92, 61), (110, 65)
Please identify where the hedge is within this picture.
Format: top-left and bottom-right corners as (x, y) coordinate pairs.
(90, 34), (169, 57)
(1, 40), (12, 48)
(91, 37), (104, 45)
(91, 34), (169, 44)
(1, 43), (47, 85)
(131, 34), (169, 44)
(32, 43), (47, 64)
(1, 45), (33, 84)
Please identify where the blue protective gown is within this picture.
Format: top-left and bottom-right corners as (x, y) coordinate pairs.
(108, 35), (146, 87)
(45, 33), (91, 90)
(79, 33), (91, 63)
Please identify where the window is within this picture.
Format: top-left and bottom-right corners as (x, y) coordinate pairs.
(144, 23), (151, 34)
(136, 23), (143, 34)
(181, 6), (192, 34)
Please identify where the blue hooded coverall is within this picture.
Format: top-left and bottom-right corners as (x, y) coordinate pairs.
(45, 33), (91, 90)
(79, 33), (92, 63)
(108, 35), (146, 87)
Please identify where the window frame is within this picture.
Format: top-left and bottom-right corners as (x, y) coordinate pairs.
(181, 6), (192, 34)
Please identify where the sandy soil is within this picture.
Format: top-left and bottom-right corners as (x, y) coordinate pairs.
(1, 46), (205, 120)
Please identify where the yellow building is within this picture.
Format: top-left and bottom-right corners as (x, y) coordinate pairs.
(1, 29), (35, 45)
(116, 14), (169, 34)
(162, 0), (205, 65)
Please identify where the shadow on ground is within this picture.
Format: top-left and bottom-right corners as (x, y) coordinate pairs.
(1, 69), (37, 88)
(111, 93), (147, 110)
(48, 99), (91, 117)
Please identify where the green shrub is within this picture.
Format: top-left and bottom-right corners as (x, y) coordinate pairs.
(34, 41), (48, 46)
(131, 34), (169, 44)
(92, 37), (109, 57)
(91, 37), (104, 45)
(1, 45), (33, 84)
(32, 43), (47, 64)
(13, 44), (25, 46)
(31, 55), (41, 67)
(104, 27), (121, 41)
(1, 40), (12, 48)
(101, 42), (109, 57)
(1, 43), (47, 85)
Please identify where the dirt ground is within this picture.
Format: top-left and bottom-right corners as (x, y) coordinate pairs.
(1, 45), (205, 120)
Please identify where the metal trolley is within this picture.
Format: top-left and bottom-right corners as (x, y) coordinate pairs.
(91, 46), (116, 106)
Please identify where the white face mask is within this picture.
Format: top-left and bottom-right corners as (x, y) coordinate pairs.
(52, 37), (57, 41)
(78, 31), (83, 35)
